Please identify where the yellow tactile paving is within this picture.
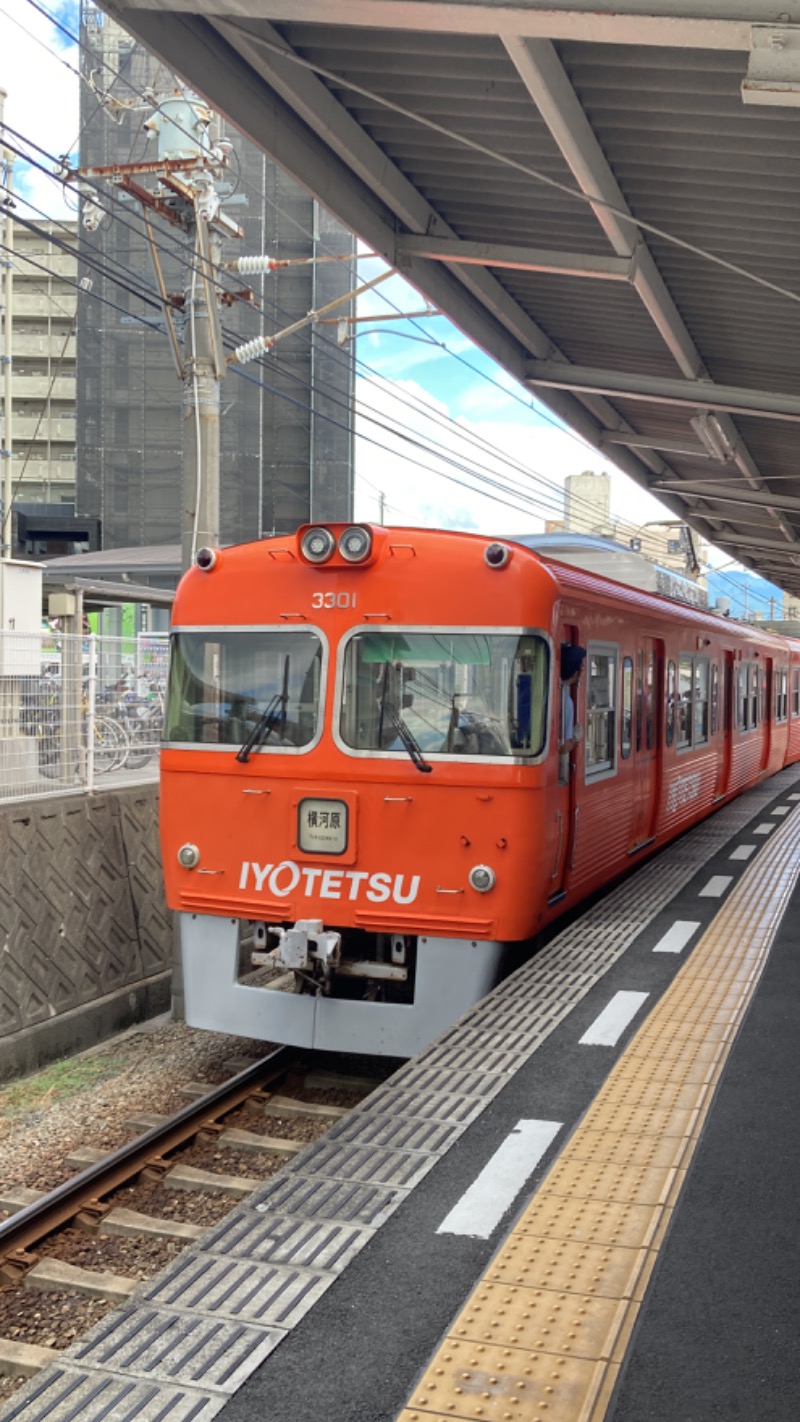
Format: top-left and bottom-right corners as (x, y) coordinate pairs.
(449, 1283), (630, 1362)
(485, 1235), (651, 1300)
(397, 803), (800, 1422)
(512, 1195), (663, 1251)
(563, 1127), (691, 1171)
(399, 1341), (613, 1421)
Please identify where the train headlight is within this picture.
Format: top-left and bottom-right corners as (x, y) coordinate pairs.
(469, 864), (496, 893)
(178, 843), (201, 869)
(301, 526), (336, 564)
(338, 525), (373, 563)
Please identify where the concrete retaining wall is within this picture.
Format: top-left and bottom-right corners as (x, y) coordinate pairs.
(0, 785), (172, 1080)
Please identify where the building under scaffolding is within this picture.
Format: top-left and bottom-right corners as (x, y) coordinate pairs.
(76, 1), (355, 551)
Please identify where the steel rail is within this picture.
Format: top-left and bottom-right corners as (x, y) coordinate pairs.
(0, 1045), (296, 1271)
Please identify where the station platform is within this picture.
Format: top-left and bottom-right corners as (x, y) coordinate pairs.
(5, 765), (800, 1422)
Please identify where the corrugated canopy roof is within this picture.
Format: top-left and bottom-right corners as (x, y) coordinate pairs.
(101, 0), (800, 592)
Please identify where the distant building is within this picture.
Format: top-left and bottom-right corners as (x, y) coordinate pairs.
(564, 470), (611, 536)
(5, 219), (78, 506)
(559, 470), (706, 582)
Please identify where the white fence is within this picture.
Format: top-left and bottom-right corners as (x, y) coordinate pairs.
(0, 631), (169, 802)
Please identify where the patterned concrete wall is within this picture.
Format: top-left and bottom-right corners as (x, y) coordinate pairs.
(0, 785), (172, 1079)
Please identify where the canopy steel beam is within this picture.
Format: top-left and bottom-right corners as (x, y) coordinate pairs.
(654, 482), (800, 514)
(502, 37), (703, 381)
(601, 432), (711, 458)
(525, 362), (800, 422)
(502, 33), (790, 544)
(395, 235), (631, 280)
(99, 5), (700, 525)
(121, 1), (792, 52)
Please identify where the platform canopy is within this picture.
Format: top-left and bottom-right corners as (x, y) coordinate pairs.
(100, 0), (800, 594)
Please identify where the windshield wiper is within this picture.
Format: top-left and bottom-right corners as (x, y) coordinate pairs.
(384, 702), (433, 774)
(236, 655), (290, 762)
(376, 660), (432, 773)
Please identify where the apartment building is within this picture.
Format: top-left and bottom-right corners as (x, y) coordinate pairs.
(5, 218), (79, 509)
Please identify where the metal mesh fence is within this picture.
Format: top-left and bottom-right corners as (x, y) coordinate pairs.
(0, 631), (169, 802)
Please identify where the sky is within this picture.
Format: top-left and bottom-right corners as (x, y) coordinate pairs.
(0, 0), (787, 618)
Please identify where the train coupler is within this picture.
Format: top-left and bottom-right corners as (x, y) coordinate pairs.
(253, 919), (342, 975)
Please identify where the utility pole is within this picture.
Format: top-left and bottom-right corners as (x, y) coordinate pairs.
(69, 91), (239, 573)
(0, 88), (13, 559)
(68, 88), (394, 570)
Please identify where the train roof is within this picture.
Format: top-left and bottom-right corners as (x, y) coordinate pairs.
(505, 533), (709, 612)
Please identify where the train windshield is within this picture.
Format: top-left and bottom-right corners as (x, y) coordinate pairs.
(164, 630), (323, 749)
(339, 631), (549, 759)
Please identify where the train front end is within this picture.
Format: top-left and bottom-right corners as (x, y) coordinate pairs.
(160, 524), (558, 1056)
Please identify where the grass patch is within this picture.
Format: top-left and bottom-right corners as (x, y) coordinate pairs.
(0, 1054), (128, 1119)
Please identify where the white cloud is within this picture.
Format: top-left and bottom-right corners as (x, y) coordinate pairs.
(1, 1), (80, 221)
(353, 371), (677, 538)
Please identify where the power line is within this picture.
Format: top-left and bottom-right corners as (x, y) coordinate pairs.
(3, 20), (781, 605)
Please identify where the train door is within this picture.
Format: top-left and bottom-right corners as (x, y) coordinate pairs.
(548, 622), (581, 903)
(714, 650), (734, 799)
(760, 657), (773, 772)
(630, 637), (662, 852)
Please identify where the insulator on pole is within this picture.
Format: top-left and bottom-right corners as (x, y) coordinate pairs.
(231, 255), (278, 275)
(232, 334), (272, 364)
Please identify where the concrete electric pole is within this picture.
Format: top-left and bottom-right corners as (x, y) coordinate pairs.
(69, 90), (239, 572)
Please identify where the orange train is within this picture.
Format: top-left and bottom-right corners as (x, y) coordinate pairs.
(160, 524), (800, 1056)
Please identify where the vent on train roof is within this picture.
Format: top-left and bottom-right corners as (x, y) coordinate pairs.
(504, 533), (709, 611)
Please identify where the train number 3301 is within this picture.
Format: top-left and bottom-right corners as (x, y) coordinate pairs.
(311, 591), (357, 609)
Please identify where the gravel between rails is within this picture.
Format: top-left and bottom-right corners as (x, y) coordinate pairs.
(0, 1015), (384, 1397)
(0, 1018), (295, 1194)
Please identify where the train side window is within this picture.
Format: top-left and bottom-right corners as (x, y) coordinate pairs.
(694, 659), (709, 745)
(666, 660), (676, 747)
(621, 656), (633, 759)
(737, 661), (759, 732)
(585, 645), (617, 778)
(775, 666), (788, 723)
(710, 663), (719, 736)
(792, 668), (800, 717)
(677, 654), (692, 749)
(645, 648), (656, 750)
(738, 665), (750, 733)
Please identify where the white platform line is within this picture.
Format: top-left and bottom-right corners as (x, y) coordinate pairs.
(653, 920), (701, 954)
(789, 794), (800, 801)
(436, 1120), (562, 1239)
(754, 823), (775, 835)
(699, 875), (733, 898)
(772, 806), (790, 817)
(730, 844), (756, 861)
(579, 991), (649, 1047)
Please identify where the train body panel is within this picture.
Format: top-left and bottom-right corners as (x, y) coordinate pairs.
(161, 524), (800, 1055)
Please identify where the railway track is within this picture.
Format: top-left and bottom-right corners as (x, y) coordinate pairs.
(0, 1048), (385, 1388)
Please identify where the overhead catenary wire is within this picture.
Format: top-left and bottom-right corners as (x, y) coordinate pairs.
(0, 202), (770, 612)
(0, 9), (700, 510)
(3, 12), (785, 606)
(0, 145), (762, 584)
(2, 134), (647, 549)
(0, 230), (772, 616)
(20, 0), (800, 310)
